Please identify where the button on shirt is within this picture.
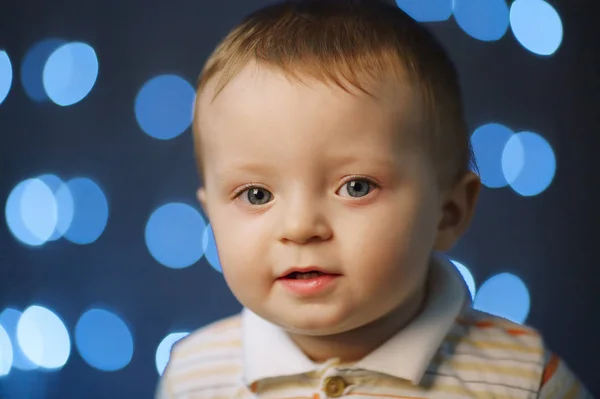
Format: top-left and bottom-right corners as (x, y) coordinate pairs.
(323, 376), (347, 398)
(157, 255), (591, 399)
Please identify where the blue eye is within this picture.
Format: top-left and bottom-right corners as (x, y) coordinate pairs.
(240, 187), (273, 205)
(340, 179), (374, 198)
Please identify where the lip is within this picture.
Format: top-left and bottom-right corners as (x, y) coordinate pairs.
(278, 266), (338, 279)
(277, 274), (340, 296)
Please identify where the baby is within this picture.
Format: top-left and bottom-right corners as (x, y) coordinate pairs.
(157, 0), (590, 397)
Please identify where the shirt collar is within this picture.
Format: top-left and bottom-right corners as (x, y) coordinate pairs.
(241, 253), (469, 386)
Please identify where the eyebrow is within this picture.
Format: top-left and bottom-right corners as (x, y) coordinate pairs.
(215, 154), (399, 180)
(327, 153), (400, 170)
(215, 162), (281, 179)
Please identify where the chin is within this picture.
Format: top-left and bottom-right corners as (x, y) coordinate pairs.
(284, 323), (340, 336)
(275, 308), (359, 336)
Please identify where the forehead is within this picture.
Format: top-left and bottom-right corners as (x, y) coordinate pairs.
(194, 63), (423, 174)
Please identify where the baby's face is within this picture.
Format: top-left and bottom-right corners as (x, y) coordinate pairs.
(195, 63), (445, 335)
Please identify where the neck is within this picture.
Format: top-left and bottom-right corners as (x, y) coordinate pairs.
(286, 283), (428, 364)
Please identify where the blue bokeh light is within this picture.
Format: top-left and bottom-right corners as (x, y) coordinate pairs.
(135, 74), (196, 140)
(146, 203), (206, 269)
(155, 332), (189, 375)
(453, 0), (510, 41)
(5, 178), (58, 246)
(502, 132), (556, 196)
(0, 309), (38, 371)
(202, 224), (222, 273)
(19, 179), (57, 243)
(52, 182), (75, 239)
(37, 174), (75, 241)
(63, 178), (109, 245)
(451, 260), (476, 300)
(16, 305), (71, 369)
(474, 273), (531, 324)
(5, 180), (40, 246)
(395, 0), (453, 22)
(0, 324), (13, 377)
(510, 0), (563, 56)
(500, 132), (525, 186)
(21, 39), (67, 102)
(75, 309), (134, 372)
(470, 123), (515, 188)
(37, 174), (63, 193)
(43, 42), (99, 106)
(0, 50), (12, 105)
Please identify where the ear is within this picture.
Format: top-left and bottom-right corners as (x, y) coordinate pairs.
(434, 172), (481, 251)
(197, 187), (208, 218)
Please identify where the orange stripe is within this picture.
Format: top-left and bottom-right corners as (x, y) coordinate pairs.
(505, 328), (534, 336)
(456, 318), (537, 336)
(541, 353), (560, 386)
(474, 321), (495, 328)
(457, 319), (502, 329)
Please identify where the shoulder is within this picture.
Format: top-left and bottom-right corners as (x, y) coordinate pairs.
(163, 314), (245, 397)
(170, 313), (243, 361)
(430, 307), (547, 394)
(448, 307), (545, 361)
(454, 307), (543, 341)
(445, 308), (591, 398)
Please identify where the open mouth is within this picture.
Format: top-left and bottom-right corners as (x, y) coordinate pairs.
(277, 268), (340, 295)
(284, 271), (326, 280)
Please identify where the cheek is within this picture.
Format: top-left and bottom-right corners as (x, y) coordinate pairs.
(210, 213), (271, 293)
(341, 200), (438, 289)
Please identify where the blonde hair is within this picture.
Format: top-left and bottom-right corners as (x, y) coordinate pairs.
(194, 0), (476, 187)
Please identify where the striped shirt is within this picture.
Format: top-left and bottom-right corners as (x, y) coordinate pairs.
(157, 256), (591, 399)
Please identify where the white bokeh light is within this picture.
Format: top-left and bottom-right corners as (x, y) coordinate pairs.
(0, 309), (38, 371)
(37, 174), (75, 241)
(0, 50), (12, 105)
(16, 305), (71, 370)
(43, 42), (99, 106)
(502, 132), (556, 197)
(451, 260), (476, 300)
(510, 0), (563, 56)
(0, 324), (13, 376)
(5, 178), (58, 246)
(155, 332), (189, 375)
(21, 39), (66, 102)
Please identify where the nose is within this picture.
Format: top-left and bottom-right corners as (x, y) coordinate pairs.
(279, 195), (333, 244)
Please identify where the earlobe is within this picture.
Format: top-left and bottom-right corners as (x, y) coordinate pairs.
(434, 172), (481, 251)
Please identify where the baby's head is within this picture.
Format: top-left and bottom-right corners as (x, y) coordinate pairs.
(193, 0), (480, 337)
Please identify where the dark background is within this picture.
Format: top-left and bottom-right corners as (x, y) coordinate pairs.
(0, 0), (598, 397)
